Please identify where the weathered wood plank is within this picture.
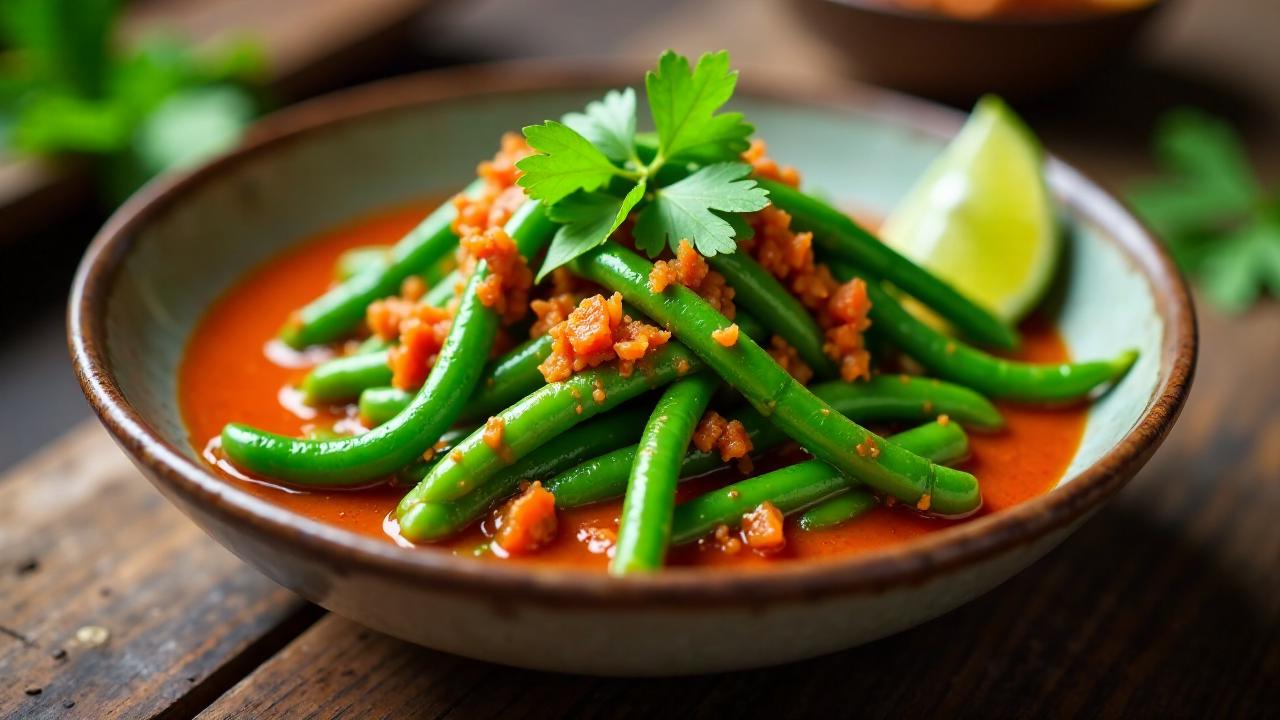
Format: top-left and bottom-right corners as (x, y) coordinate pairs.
(197, 306), (1279, 719)
(0, 423), (320, 719)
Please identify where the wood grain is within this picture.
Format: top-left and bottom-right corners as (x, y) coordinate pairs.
(0, 424), (320, 719)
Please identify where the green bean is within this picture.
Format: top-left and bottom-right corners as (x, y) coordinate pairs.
(462, 335), (554, 422)
(804, 376), (1003, 429)
(354, 335), (391, 354)
(827, 261), (1138, 402)
(395, 304), (771, 510)
(358, 386), (412, 426)
(671, 420), (969, 544)
(612, 374), (718, 574)
(796, 491), (876, 531)
(571, 242), (981, 517)
(546, 375), (997, 508)
(397, 411), (645, 541)
(391, 425), (477, 485)
(279, 179), (483, 348)
(358, 332), (554, 427)
(706, 251), (837, 379)
(397, 340), (702, 515)
(335, 247), (390, 282)
(301, 350), (392, 405)
(423, 269), (463, 308)
(392, 409), (649, 540)
(360, 310), (768, 427)
(759, 180), (1019, 350)
(220, 201), (555, 485)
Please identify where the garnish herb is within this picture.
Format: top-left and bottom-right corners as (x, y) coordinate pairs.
(517, 50), (769, 280)
(0, 0), (265, 199)
(1129, 109), (1280, 312)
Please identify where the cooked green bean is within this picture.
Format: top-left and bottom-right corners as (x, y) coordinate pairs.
(221, 201), (554, 485)
(392, 408), (649, 540)
(301, 350), (392, 405)
(423, 269), (463, 308)
(397, 341), (703, 518)
(354, 335), (391, 354)
(706, 251), (837, 378)
(391, 425), (477, 485)
(827, 260), (1138, 402)
(279, 179), (483, 348)
(360, 332), (559, 428)
(571, 242), (981, 517)
(612, 374), (718, 574)
(759, 179), (1020, 350)
(796, 491), (876, 531)
(671, 420), (969, 544)
(463, 335), (555, 422)
(335, 247), (390, 282)
(358, 386), (413, 426)
(546, 375), (997, 508)
(361, 312), (768, 427)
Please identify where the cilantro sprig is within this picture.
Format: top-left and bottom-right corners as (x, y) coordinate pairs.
(0, 0), (265, 200)
(516, 50), (769, 280)
(1129, 109), (1280, 313)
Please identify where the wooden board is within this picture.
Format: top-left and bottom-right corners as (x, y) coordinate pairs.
(0, 424), (320, 719)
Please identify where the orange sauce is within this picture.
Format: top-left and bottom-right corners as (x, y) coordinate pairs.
(180, 201), (1087, 571)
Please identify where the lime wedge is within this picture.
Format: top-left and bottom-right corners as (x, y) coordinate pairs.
(882, 96), (1058, 324)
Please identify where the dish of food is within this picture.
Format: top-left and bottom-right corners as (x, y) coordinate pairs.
(182, 52), (1134, 575)
(70, 57), (1191, 673)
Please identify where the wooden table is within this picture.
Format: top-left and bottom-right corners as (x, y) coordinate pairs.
(2, 0), (1278, 717)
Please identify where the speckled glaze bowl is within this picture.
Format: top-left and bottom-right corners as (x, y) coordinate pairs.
(69, 63), (1195, 676)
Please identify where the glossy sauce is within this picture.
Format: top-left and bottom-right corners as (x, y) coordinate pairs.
(181, 201), (1087, 571)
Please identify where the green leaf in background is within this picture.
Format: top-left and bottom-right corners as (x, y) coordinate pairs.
(633, 162), (768, 256)
(1196, 220), (1280, 313)
(1, 0), (118, 98)
(541, 181), (646, 281)
(0, 0), (266, 199)
(1128, 108), (1279, 313)
(133, 84), (256, 176)
(562, 87), (637, 165)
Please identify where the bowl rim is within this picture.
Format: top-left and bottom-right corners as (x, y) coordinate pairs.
(68, 60), (1196, 608)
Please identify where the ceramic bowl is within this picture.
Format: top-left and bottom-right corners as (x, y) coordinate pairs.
(69, 63), (1194, 676)
(789, 0), (1168, 101)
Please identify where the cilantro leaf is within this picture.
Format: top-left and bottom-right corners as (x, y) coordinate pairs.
(634, 162), (768, 256)
(1128, 108), (1278, 313)
(540, 181), (647, 281)
(562, 88), (637, 164)
(517, 120), (625, 205)
(645, 50), (752, 164)
(1197, 220), (1280, 312)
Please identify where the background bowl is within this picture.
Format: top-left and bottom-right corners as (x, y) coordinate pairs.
(789, 0), (1168, 101)
(68, 64), (1194, 676)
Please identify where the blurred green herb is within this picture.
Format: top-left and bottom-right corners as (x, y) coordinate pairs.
(1129, 109), (1280, 313)
(0, 0), (266, 200)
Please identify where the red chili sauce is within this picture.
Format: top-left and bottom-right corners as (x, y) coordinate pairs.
(180, 201), (1087, 571)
